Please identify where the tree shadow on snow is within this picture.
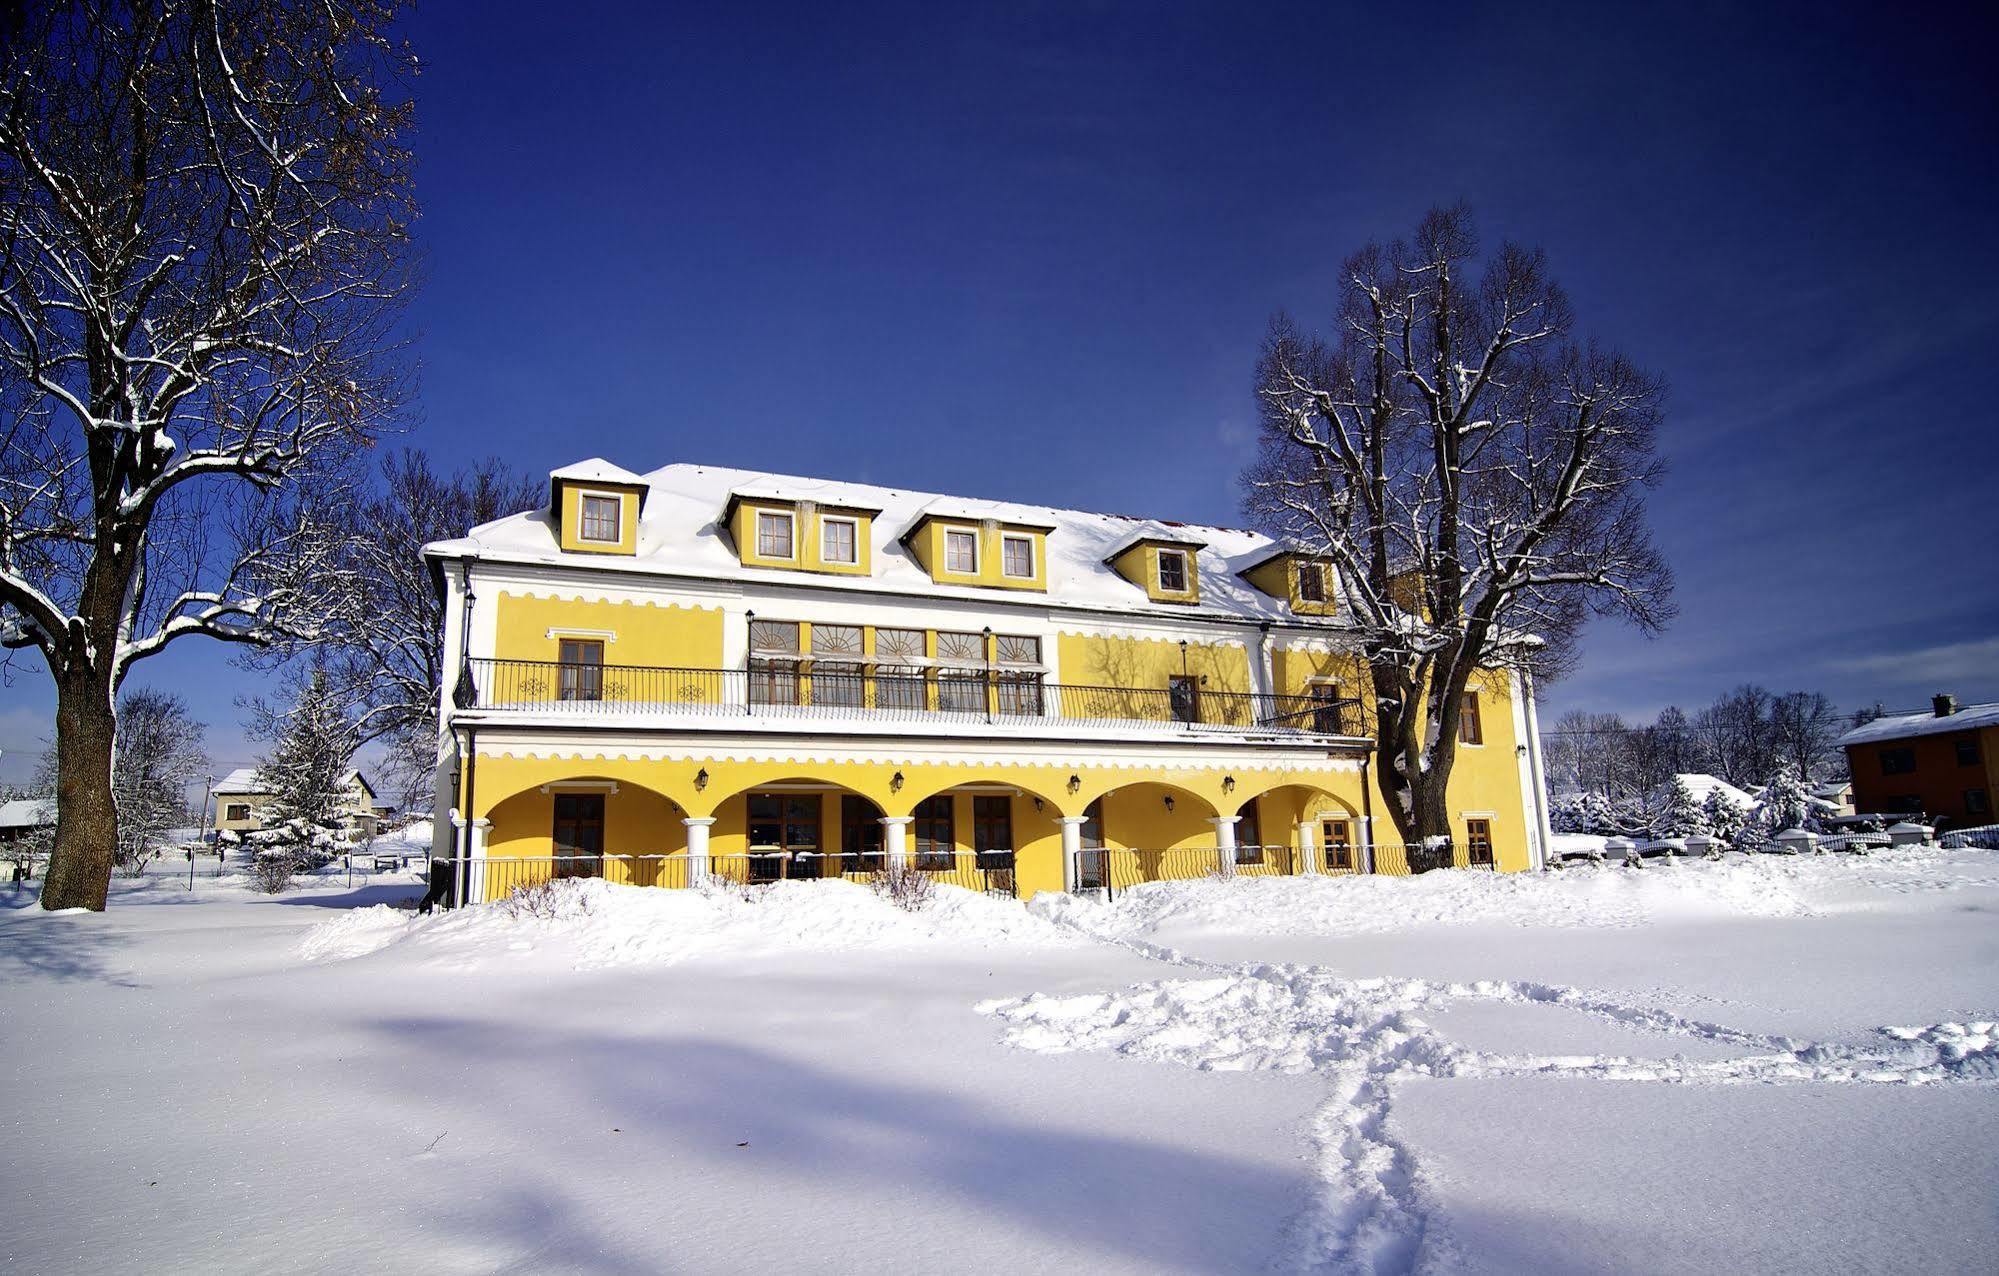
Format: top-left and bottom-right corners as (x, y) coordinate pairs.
(0, 907), (140, 985)
(351, 1009), (1312, 1274)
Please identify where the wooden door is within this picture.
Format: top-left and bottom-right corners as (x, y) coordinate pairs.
(552, 794), (605, 878)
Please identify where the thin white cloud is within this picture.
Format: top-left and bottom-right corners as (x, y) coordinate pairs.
(1826, 635), (1999, 689)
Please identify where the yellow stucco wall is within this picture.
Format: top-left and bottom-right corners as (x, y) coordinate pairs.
(1056, 632), (1251, 698)
(492, 592), (726, 669)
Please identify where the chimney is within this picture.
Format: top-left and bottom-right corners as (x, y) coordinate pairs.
(1933, 693), (1957, 718)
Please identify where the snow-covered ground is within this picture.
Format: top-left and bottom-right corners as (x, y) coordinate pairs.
(2, 847), (1995, 1273)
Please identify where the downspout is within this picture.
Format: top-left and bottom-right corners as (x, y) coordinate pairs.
(1520, 665), (1554, 870)
(453, 559), (479, 904)
(1359, 751), (1377, 873)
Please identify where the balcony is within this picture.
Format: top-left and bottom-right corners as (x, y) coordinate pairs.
(456, 657), (1366, 740)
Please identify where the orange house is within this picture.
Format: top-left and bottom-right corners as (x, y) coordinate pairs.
(1839, 695), (1999, 830)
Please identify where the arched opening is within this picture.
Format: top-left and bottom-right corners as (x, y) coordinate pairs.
(706, 776), (890, 884)
(480, 775), (686, 896)
(896, 777), (1070, 897)
(1079, 780), (1225, 888)
(1239, 782), (1363, 874)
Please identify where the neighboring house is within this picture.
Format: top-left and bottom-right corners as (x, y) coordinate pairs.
(1674, 773), (1756, 810)
(1839, 695), (1999, 829)
(1811, 780), (1855, 817)
(421, 460), (1554, 905)
(0, 798), (57, 845)
(211, 768), (384, 838)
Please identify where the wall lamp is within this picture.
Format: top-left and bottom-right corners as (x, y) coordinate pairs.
(1068, 774), (1081, 795)
(1032, 796), (1044, 813)
(1163, 795), (1176, 813)
(1222, 774), (1236, 794)
(890, 770), (905, 793)
(694, 768), (709, 791)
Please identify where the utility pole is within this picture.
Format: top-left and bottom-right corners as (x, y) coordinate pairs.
(193, 775), (215, 890)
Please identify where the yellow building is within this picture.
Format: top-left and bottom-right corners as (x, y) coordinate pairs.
(424, 460), (1554, 903)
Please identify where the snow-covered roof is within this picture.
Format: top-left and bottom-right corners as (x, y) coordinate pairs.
(214, 767), (373, 796)
(1675, 773), (1755, 808)
(212, 766), (266, 795)
(427, 461), (1324, 624)
(1838, 702), (1999, 747)
(550, 458), (648, 488)
(0, 798), (56, 830)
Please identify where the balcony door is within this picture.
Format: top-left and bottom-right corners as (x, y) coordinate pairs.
(1075, 798), (1106, 890)
(558, 639), (604, 702)
(552, 793), (605, 878)
(1168, 676), (1200, 724)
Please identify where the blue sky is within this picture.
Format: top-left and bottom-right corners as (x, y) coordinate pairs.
(5, 0), (1997, 786)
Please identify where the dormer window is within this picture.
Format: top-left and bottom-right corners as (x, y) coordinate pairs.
(1001, 534), (1035, 579)
(1157, 548), (1189, 593)
(1297, 562), (1325, 602)
(821, 516), (858, 565)
(578, 494), (621, 544)
(756, 510), (795, 559)
(944, 528), (978, 574)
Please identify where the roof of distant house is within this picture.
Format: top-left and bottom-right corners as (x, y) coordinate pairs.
(0, 798), (56, 830)
(213, 767), (375, 797)
(1674, 773), (1756, 808)
(1838, 702), (1999, 747)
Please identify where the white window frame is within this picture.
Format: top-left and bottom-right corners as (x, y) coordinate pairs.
(943, 526), (979, 575)
(575, 490), (623, 544)
(820, 515), (860, 566)
(1000, 533), (1036, 579)
(756, 509), (796, 561)
(1156, 547), (1191, 593)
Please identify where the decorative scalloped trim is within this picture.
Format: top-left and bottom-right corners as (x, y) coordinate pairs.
(473, 744), (1361, 774)
(497, 587), (723, 612)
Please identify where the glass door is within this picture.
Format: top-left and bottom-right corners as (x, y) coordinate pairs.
(552, 794), (605, 878)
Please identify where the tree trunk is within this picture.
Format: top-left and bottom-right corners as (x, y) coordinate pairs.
(40, 674), (119, 912)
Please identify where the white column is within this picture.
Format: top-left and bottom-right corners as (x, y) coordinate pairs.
(880, 816), (912, 868)
(682, 817), (715, 885)
(1297, 818), (1318, 876)
(468, 817), (491, 904)
(1358, 817), (1375, 875)
(1057, 816), (1088, 892)
(1209, 815), (1240, 873)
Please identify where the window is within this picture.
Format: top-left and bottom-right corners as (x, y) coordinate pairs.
(756, 510), (794, 559)
(913, 796), (955, 870)
(873, 627), (928, 711)
(936, 630), (986, 713)
(944, 528), (978, 574)
(1879, 747), (1917, 776)
(748, 620), (801, 707)
(1322, 819), (1352, 872)
(1957, 737), (1982, 767)
(578, 494), (621, 543)
(1296, 562), (1325, 602)
(1168, 675), (1200, 724)
(1075, 799), (1107, 890)
(1001, 534), (1035, 579)
(224, 803), (250, 823)
(1887, 794), (1924, 814)
(747, 793), (820, 882)
(1458, 692), (1484, 745)
(1466, 818), (1495, 867)
(821, 517), (858, 565)
(1236, 800), (1263, 866)
(973, 795), (1014, 875)
(552, 793), (605, 878)
(1968, 789), (1991, 817)
(558, 638), (604, 702)
(810, 624), (863, 708)
(1308, 683), (1346, 734)
(995, 635), (1044, 715)
(1156, 549), (1189, 593)
(840, 795), (885, 875)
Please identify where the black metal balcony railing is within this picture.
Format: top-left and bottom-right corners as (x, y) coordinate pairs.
(459, 658), (1365, 737)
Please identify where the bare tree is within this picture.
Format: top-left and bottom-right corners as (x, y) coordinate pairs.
(1248, 204), (1672, 848)
(0, 1), (416, 909)
(1692, 685), (1774, 787)
(246, 451), (542, 810)
(1768, 690), (1844, 783)
(109, 689), (207, 872)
